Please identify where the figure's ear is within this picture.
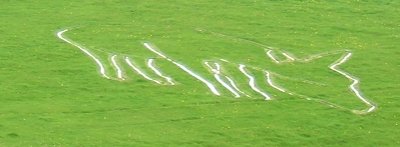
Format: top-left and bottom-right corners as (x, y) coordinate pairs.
(265, 49), (352, 65)
(264, 49), (297, 64)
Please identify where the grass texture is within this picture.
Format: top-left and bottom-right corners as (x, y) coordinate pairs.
(0, 0), (399, 146)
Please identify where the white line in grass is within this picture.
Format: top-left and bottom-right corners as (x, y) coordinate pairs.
(265, 71), (285, 92)
(225, 76), (250, 97)
(214, 62), (249, 97)
(266, 50), (280, 63)
(143, 42), (220, 96)
(111, 55), (125, 80)
(239, 64), (271, 100)
(143, 43), (170, 61)
(147, 58), (175, 85)
(205, 62), (240, 98)
(329, 52), (376, 113)
(57, 28), (377, 114)
(125, 57), (162, 84)
(57, 29), (110, 79)
(199, 28), (377, 114)
(282, 52), (296, 61)
(265, 71), (292, 95)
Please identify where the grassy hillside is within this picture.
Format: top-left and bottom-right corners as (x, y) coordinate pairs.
(1, 0), (399, 146)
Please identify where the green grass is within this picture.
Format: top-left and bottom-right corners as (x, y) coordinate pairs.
(1, 0), (399, 146)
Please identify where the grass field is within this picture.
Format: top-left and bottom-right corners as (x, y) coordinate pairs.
(1, 0), (399, 146)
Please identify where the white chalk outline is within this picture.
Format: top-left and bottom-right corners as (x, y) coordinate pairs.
(218, 58), (325, 87)
(57, 27), (377, 114)
(143, 42), (220, 96)
(111, 55), (125, 80)
(125, 57), (162, 84)
(147, 58), (175, 85)
(329, 53), (376, 113)
(266, 49), (377, 113)
(214, 62), (249, 97)
(265, 71), (291, 94)
(58, 29), (176, 85)
(265, 50), (376, 113)
(266, 49), (350, 64)
(205, 62), (240, 98)
(266, 50), (280, 63)
(282, 52), (295, 61)
(200, 28), (377, 113)
(225, 76), (250, 97)
(57, 29), (110, 79)
(239, 64), (271, 100)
